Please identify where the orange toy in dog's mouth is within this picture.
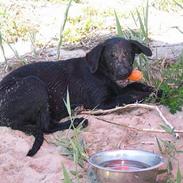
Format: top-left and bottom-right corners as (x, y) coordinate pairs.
(128, 69), (143, 81)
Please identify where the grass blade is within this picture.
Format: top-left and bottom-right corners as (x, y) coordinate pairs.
(114, 10), (123, 37)
(63, 88), (72, 118)
(136, 9), (146, 39)
(167, 159), (173, 173)
(1, 36), (22, 61)
(156, 137), (163, 153)
(145, 0), (149, 41)
(62, 164), (73, 183)
(176, 163), (182, 183)
(66, 88), (71, 117)
(57, 0), (73, 59)
(176, 150), (183, 154)
(130, 12), (138, 27)
(0, 31), (7, 63)
(173, 0), (183, 9)
(160, 124), (174, 135)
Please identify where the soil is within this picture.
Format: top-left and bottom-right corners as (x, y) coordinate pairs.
(0, 104), (183, 183)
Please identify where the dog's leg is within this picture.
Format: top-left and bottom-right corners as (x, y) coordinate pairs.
(99, 85), (154, 109)
(99, 94), (143, 109)
(11, 124), (37, 136)
(1, 76), (51, 156)
(120, 82), (155, 93)
(1, 76), (88, 156)
(119, 82), (162, 99)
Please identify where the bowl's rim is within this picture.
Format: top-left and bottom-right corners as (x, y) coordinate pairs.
(88, 149), (164, 173)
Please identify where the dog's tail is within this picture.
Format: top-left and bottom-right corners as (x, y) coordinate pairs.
(26, 129), (44, 157)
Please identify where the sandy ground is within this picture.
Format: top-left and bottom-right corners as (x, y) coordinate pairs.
(0, 0), (183, 61)
(0, 105), (183, 182)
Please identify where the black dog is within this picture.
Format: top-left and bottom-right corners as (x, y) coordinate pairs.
(0, 37), (156, 156)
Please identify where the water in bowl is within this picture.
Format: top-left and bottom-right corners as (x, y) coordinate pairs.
(100, 160), (150, 171)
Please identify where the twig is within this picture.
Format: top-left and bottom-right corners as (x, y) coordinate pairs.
(81, 103), (154, 115)
(96, 116), (183, 134)
(81, 104), (180, 138)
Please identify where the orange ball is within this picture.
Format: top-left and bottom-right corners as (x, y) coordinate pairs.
(128, 69), (143, 81)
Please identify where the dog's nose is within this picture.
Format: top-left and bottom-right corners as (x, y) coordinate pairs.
(116, 68), (132, 79)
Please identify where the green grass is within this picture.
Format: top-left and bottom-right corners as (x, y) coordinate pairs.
(158, 53), (183, 113)
(62, 5), (112, 44)
(62, 164), (73, 183)
(0, 31), (7, 63)
(57, 0), (73, 59)
(151, 0), (183, 12)
(56, 89), (88, 182)
(156, 137), (182, 182)
(0, 4), (37, 44)
(156, 123), (183, 183)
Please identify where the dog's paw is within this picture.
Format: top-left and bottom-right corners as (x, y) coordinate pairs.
(156, 89), (163, 98)
(72, 118), (88, 129)
(141, 85), (155, 93)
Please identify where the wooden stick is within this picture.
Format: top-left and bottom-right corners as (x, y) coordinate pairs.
(96, 117), (183, 134)
(80, 104), (180, 138)
(81, 103), (154, 115)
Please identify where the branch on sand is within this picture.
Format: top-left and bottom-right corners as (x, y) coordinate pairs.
(80, 104), (180, 138)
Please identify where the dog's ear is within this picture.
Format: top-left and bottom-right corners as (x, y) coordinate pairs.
(86, 44), (104, 73)
(129, 40), (152, 56)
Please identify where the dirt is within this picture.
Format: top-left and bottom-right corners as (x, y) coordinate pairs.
(0, 0), (183, 62)
(0, 98), (183, 182)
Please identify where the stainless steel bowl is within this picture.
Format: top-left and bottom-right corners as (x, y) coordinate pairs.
(88, 149), (164, 183)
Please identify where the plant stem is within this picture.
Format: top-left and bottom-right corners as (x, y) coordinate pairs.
(57, 0), (73, 60)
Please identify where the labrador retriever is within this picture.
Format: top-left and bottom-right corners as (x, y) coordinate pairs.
(0, 37), (156, 156)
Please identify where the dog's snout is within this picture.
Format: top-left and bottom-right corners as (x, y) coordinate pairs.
(115, 66), (132, 79)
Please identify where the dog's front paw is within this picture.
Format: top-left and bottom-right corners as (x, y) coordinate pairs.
(141, 84), (155, 93)
(72, 118), (88, 129)
(156, 89), (163, 98)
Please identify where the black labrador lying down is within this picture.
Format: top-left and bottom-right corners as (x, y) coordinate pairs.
(0, 37), (157, 156)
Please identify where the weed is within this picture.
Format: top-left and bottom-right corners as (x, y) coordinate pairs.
(131, 0), (149, 44)
(156, 121), (183, 183)
(63, 15), (103, 44)
(57, 0), (73, 59)
(156, 137), (182, 182)
(151, 0), (183, 12)
(0, 31), (7, 63)
(0, 4), (37, 43)
(62, 89), (88, 167)
(159, 52), (183, 113)
(55, 89), (88, 182)
(29, 31), (38, 56)
(114, 10), (125, 38)
(62, 164), (73, 183)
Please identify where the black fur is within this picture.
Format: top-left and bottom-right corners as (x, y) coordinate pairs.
(0, 37), (156, 156)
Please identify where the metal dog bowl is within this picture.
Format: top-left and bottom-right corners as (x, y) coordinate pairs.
(88, 150), (164, 183)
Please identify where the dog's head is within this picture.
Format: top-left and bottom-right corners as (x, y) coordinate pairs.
(86, 37), (152, 81)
